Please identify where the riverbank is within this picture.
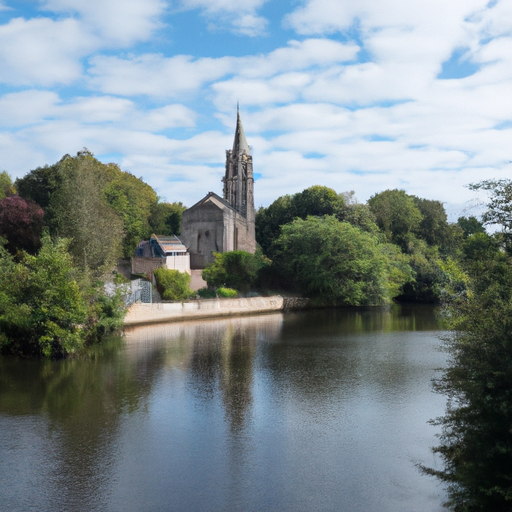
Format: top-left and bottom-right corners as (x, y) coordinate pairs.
(123, 295), (309, 326)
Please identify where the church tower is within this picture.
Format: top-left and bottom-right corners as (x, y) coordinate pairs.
(222, 107), (255, 230)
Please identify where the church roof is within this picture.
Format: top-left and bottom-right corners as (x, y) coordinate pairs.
(232, 108), (251, 156)
(186, 191), (237, 213)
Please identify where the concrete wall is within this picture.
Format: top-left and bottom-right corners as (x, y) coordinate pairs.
(124, 296), (284, 326)
(165, 254), (190, 273)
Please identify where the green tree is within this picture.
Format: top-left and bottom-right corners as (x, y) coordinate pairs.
(202, 250), (269, 293)
(153, 268), (193, 301)
(273, 215), (412, 306)
(412, 196), (452, 248)
(0, 235), (88, 358)
(15, 160), (63, 211)
(50, 155), (123, 274)
(0, 171), (15, 200)
(149, 201), (187, 236)
(457, 216), (486, 238)
(256, 186), (345, 257)
(368, 189), (423, 249)
(423, 252), (512, 511)
(102, 165), (158, 257)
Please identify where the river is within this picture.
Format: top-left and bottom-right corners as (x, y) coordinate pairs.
(0, 305), (448, 511)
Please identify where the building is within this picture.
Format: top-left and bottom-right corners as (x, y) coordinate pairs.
(181, 109), (256, 269)
(131, 234), (190, 276)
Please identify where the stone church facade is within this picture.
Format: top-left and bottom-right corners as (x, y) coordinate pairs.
(180, 109), (256, 269)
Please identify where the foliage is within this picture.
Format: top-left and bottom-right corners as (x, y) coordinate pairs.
(470, 179), (512, 232)
(154, 268), (193, 301)
(0, 196), (44, 254)
(102, 164), (158, 257)
(15, 160), (62, 211)
(273, 215), (413, 306)
(149, 201), (186, 236)
(216, 287), (238, 298)
(368, 189), (423, 249)
(50, 154), (124, 274)
(412, 196), (452, 248)
(0, 235), (88, 358)
(256, 185), (345, 257)
(202, 250), (269, 293)
(197, 287), (217, 298)
(16, 149), (166, 260)
(0, 171), (15, 200)
(0, 234), (126, 358)
(423, 253), (512, 511)
(457, 216), (486, 238)
(342, 202), (380, 234)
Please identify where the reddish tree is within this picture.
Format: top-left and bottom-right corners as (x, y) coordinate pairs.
(0, 196), (44, 254)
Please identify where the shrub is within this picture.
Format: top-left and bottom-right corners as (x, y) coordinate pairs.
(197, 287), (216, 298)
(202, 250), (270, 293)
(154, 268), (193, 301)
(216, 287), (238, 298)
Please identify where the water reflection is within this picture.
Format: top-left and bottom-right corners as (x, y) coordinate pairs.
(0, 306), (447, 512)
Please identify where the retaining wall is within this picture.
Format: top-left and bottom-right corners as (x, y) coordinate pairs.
(124, 295), (285, 326)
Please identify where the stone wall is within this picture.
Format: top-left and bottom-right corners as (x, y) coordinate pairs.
(124, 296), (285, 326)
(131, 256), (166, 276)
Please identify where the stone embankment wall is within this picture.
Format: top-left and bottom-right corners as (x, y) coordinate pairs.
(124, 296), (286, 326)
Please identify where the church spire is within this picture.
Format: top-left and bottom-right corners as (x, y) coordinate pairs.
(232, 107), (251, 156)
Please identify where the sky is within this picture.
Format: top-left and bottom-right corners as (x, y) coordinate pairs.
(0, 0), (511, 218)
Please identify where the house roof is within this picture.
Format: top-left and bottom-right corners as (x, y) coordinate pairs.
(151, 234), (188, 254)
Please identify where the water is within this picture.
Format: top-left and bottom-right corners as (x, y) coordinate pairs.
(0, 305), (448, 511)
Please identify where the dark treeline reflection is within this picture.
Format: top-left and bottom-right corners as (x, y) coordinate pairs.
(0, 338), (163, 512)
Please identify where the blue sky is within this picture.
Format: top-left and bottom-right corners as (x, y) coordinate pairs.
(1, 0), (511, 217)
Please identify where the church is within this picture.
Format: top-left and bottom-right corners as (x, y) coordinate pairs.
(180, 109), (256, 269)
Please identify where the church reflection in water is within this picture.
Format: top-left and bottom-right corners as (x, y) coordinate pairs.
(124, 313), (284, 432)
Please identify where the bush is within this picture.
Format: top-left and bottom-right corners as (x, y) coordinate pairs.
(154, 268), (193, 301)
(216, 287), (238, 298)
(197, 287), (216, 298)
(202, 250), (270, 293)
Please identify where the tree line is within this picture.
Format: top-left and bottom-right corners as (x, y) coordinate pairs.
(0, 150), (186, 358)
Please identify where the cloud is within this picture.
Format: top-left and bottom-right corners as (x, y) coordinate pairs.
(88, 53), (235, 96)
(0, 17), (94, 86)
(41, 0), (166, 46)
(179, 0), (269, 36)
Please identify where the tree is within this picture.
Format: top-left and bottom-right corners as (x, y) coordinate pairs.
(202, 250), (269, 293)
(0, 196), (44, 254)
(0, 235), (88, 358)
(149, 201), (187, 236)
(368, 189), (423, 249)
(412, 196), (452, 248)
(154, 268), (193, 301)
(457, 216), (486, 238)
(423, 252), (512, 511)
(15, 160), (63, 211)
(102, 164), (158, 256)
(50, 155), (123, 274)
(273, 215), (412, 306)
(0, 171), (15, 200)
(256, 186), (345, 257)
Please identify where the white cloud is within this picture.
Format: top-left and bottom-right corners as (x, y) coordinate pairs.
(41, 0), (166, 46)
(88, 53), (235, 96)
(0, 90), (60, 127)
(180, 0), (269, 36)
(0, 17), (94, 86)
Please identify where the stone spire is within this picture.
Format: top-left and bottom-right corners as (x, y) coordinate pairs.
(222, 107), (255, 227)
(232, 105), (251, 156)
